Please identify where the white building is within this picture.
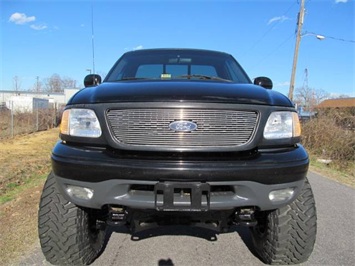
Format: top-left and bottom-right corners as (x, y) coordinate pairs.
(0, 88), (79, 108)
(6, 96), (49, 113)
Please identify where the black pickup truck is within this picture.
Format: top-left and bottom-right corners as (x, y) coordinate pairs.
(38, 48), (316, 265)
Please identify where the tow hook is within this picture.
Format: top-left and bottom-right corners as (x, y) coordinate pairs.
(234, 208), (257, 227)
(107, 206), (127, 226)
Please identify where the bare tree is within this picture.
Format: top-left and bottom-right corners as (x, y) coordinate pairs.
(44, 74), (78, 93)
(44, 74), (62, 93)
(62, 76), (77, 89)
(295, 87), (329, 112)
(332, 94), (350, 99)
(312, 89), (329, 108)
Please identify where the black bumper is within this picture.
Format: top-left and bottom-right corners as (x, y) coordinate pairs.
(52, 142), (308, 184)
(51, 142), (309, 211)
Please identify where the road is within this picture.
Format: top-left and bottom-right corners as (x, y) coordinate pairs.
(19, 171), (355, 266)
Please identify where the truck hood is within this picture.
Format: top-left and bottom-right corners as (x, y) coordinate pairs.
(68, 80), (292, 107)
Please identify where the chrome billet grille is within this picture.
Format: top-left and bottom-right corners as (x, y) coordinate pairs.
(106, 109), (258, 147)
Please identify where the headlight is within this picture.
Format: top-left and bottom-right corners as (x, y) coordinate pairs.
(264, 112), (301, 139)
(60, 109), (102, 138)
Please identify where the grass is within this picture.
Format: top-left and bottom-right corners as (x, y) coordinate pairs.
(309, 154), (355, 188)
(0, 129), (58, 198)
(0, 174), (47, 205)
(0, 128), (59, 265)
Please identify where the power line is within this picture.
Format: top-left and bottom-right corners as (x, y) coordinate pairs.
(248, 32), (294, 72)
(306, 32), (355, 43)
(243, 1), (297, 56)
(304, 0), (355, 44)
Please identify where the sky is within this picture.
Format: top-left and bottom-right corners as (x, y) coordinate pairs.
(1, 0), (354, 98)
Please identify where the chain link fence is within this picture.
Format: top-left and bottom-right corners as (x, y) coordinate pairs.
(0, 103), (62, 139)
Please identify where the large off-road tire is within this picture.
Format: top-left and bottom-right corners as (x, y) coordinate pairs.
(250, 178), (317, 265)
(38, 172), (107, 265)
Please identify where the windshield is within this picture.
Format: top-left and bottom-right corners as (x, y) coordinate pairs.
(105, 50), (251, 83)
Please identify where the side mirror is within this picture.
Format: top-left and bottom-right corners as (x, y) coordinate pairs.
(84, 74), (102, 87)
(254, 76), (273, 90)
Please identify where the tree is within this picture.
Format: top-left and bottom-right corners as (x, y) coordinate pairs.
(44, 74), (62, 93)
(331, 94), (350, 99)
(295, 86), (329, 112)
(44, 74), (78, 93)
(62, 76), (77, 90)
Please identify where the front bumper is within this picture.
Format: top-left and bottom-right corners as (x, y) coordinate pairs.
(52, 142), (309, 211)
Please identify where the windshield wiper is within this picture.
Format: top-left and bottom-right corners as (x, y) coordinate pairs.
(118, 75), (231, 82)
(175, 74), (231, 82)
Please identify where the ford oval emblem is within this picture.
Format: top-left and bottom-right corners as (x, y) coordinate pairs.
(169, 121), (197, 132)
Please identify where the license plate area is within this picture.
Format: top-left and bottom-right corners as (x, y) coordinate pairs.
(154, 182), (210, 211)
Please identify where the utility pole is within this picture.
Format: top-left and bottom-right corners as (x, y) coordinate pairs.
(288, 0), (305, 101)
(36, 76), (40, 92)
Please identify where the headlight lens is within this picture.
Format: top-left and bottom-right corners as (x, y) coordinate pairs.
(264, 112), (301, 139)
(60, 109), (101, 138)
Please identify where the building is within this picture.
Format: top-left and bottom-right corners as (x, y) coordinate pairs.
(317, 98), (355, 109)
(0, 88), (80, 108)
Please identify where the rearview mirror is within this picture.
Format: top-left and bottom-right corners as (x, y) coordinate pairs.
(84, 74), (102, 87)
(254, 76), (273, 90)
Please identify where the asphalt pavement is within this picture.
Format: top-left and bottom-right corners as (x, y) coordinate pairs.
(18, 171), (355, 266)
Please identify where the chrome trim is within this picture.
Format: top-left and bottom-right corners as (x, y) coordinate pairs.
(106, 108), (258, 149)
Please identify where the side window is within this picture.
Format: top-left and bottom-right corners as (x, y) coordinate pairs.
(108, 59), (128, 80)
(225, 60), (250, 83)
(191, 65), (217, 76)
(136, 64), (163, 78)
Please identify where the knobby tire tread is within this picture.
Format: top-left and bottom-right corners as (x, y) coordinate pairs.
(38, 172), (106, 265)
(251, 178), (317, 265)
